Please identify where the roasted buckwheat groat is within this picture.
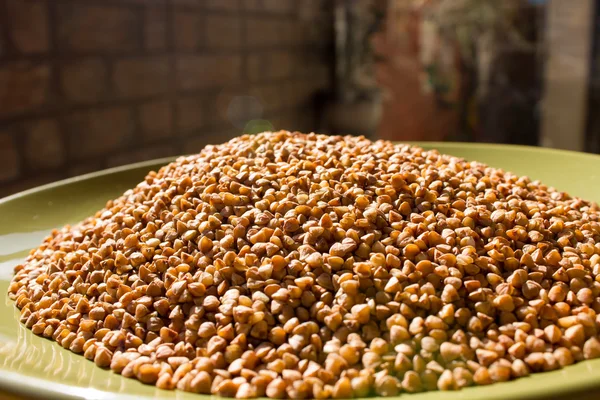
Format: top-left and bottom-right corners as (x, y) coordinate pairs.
(9, 131), (600, 398)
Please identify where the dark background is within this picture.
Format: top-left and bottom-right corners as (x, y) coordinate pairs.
(0, 0), (599, 197)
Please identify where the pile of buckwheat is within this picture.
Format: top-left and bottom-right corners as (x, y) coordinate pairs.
(9, 131), (600, 398)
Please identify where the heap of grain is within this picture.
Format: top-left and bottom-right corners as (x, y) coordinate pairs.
(9, 131), (600, 398)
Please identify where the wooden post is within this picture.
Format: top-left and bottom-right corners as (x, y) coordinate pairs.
(540, 0), (594, 151)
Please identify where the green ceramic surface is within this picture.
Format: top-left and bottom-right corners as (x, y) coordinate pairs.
(2, 143), (600, 400)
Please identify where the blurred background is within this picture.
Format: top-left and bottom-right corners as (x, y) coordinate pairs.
(0, 0), (596, 196)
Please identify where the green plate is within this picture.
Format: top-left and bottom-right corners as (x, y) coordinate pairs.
(2, 143), (600, 400)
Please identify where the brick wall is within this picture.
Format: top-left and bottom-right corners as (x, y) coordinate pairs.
(0, 0), (332, 197)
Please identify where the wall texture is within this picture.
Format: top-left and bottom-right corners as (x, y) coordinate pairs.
(0, 0), (332, 196)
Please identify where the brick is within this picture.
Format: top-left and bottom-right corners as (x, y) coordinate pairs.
(6, 0), (50, 53)
(298, 0), (327, 20)
(24, 119), (65, 170)
(298, 9), (332, 46)
(114, 56), (169, 98)
(205, 15), (242, 49)
(262, 0), (294, 13)
(206, 0), (240, 10)
(144, 6), (167, 51)
(61, 59), (109, 104)
(176, 55), (241, 90)
(174, 12), (203, 50)
(57, 3), (140, 53)
(65, 107), (135, 160)
(247, 51), (295, 81)
(242, 0), (262, 11)
(119, 0), (169, 6)
(246, 17), (292, 46)
(0, 133), (20, 183)
(119, 0), (168, 4)
(177, 96), (205, 132)
(107, 144), (178, 168)
(173, 0), (237, 8)
(0, 172), (67, 197)
(171, 0), (203, 7)
(0, 62), (51, 118)
(68, 161), (104, 178)
(242, 0), (295, 13)
(282, 21), (302, 45)
(138, 100), (173, 142)
(247, 55), (262, 82)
